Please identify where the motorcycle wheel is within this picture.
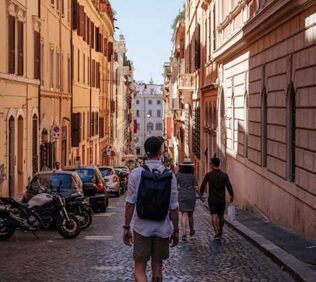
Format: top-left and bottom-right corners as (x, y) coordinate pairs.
(56, 214), (81, 239)
(77, 210), (92, 230)
(0, 217), (16, 241)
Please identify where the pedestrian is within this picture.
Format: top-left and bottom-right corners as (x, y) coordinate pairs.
(54, 161), (61, 171)
(200, 157), (234, 240)
(177, 158), (200, 241)
(123, 136), (179, 282)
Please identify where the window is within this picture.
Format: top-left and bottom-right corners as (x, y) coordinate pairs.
(261, 88), (267, 167)
(92, 60), (95, 87)
(147, 122), (153, 131)
(41, 43), (44, 86)
(96, 62), (100, 88)
(77, 49), (80, 82)
(156, 123), (162, 131)
(56, 52), (60, 90)
(50, 47), (54, 89)
(83, 53), (85, 84)
(157, 110), (161, 117)
(17, 21), (24, 76)
(34, 31), (40, 79)
(148, 110), (152, 117)
(136, 110), (140, 117)
(82, 112), (85, 140)
(32, 115), (38, 175)
(287, 82), (296, 182)
(87, 56), (90, 85)
(60, 53), (63, 92)
(136, 100), (140, 105)
(148, 100), (152, 105)
(157, 100), (161, 105)
(8, 15), (15, 74)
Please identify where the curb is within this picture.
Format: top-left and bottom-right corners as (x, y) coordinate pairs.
(225, 217), (316, 282)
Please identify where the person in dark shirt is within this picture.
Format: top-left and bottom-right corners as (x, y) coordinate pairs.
(200, 157), (234, 239)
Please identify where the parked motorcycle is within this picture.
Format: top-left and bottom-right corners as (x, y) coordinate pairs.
(66, 193), (93, 230)
(0, 191), (81, 240)
(118, 171), (128, 194)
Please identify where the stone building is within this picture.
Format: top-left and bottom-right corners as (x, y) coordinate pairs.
(134, 83), (164, 156)
(70, 0), (114, 166)
(0, 0), (40, 199)
(169, 0), (316, 240)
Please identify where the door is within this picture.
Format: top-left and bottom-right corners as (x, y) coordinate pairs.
(17, 116), (24, 195)
(8, 116), (15, 198)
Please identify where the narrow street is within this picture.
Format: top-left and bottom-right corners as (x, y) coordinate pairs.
(0, 195), (293, 282)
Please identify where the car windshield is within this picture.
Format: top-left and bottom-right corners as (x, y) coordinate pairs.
(75, 169), (94, 183)
(99, 168), (113, 177)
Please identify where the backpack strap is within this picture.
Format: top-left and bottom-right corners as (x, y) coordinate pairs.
(142, 165), (151, 172)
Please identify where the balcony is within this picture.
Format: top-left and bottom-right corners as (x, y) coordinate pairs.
(178, 73), (195, 92)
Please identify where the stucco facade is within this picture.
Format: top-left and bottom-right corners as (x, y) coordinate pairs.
(0, 0), (40, 199)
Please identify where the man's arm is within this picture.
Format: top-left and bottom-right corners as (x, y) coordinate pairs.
(200, 174), (208, 196)
(169, 208), (179, 247)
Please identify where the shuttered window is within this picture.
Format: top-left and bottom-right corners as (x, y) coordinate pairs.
(87, 56), (90, 85)
(86, 17), (90, 45)
(90, 112), (94, 137)
(60, 53), (63, 92)
(103, 38), (108, 57)
(108, 41), (113, 62)
(17, 21), (24, 76)
(96, 62), (100, 88)
(77, 49), (80, 82)
(78, 5), (85, 37)
(96, 27), (100, 52)
(95, 112), (99, 135)
(83, 53), (85, 84)
(50, 48), (54, 89)
(99, 117), (104, 138)
(34, 31), (40, 79)
(72, 0), (78, 30)
(92, 60), (95, 87)
(71, 113), (81, 147)
(91, 22), (95, 49)
(195, 24), (201, 70)
(83, 12), (86, 41)
(41, 43), (44, 85)
(56, 52), (60, 90)
(8, 15), (15, 74)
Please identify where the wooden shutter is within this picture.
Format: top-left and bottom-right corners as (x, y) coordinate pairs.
(34, 31), (40, 79)
(103, 38), (108, 57)
(78, 5), (85, 37)
(86, 17), (90, 45)
(92, 60), (95, 87)
(96, 62), (100, 88)
(100, 34), (103, 53)
(8, 15), (15, 74)
(91, 22), (95, 49)
(195, 24), (201, 70)
(83, 13), (86, 41)
(95, 112), (99, 135)
(96, 27), (100, 52)
(91, 112), (94, 136)
(99, 117), (104, 138)
(17, 21), (24, 76)
(180, 39), (185, 59)
(108, 41), (113, 62)
(72, 112), (81, 147)
(72, 0), (78, 30)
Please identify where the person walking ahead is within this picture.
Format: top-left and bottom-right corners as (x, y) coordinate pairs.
(200, 157), (234, 239)
(123, 136), (179, 282)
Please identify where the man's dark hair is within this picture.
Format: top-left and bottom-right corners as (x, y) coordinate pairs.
(211, 157), (220, 167)
(179, 165), (194, 174)
(144, 136), (162, 158)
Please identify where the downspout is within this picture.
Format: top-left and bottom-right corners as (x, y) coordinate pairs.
(70, 0), (73, 165)
(38, 0), (41, 127)
(89, 41), (92, 164)
(59, 0), (62, 164)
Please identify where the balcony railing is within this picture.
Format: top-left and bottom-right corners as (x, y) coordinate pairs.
(178, 73), (195, 91)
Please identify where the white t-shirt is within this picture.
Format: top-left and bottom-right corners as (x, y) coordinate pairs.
(126, 160), (178, 238)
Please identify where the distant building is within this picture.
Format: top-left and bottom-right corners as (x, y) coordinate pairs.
(134, 83), (164, 156)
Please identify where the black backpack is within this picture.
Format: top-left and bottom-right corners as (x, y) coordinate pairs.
(136, 165), (173, 221)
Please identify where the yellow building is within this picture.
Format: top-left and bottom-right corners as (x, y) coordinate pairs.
(39, 0), (72, 170)
(71, 0), (114, 166)
(0, 0), (40, 198)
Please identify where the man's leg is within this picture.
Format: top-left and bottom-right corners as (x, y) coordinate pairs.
(135, 263), (148, 282)
(218, 214), (224, 236)
(151, 260), (163, 282)
(211, 214), (219, 236)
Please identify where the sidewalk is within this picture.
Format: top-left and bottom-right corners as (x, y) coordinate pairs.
(224, 207), (316, 281)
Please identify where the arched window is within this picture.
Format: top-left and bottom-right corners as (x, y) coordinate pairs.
(287, 82), (296, 182)
(261, 88), (267, 167)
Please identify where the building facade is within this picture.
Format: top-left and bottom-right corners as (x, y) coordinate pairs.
(134, 83), (164, 156)
(0, 0), (40, 199)
(70, 0), (114, 166)
(168, 0), (316, 240)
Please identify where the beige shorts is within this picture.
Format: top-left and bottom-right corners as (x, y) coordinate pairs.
(133, 232), (169, 263)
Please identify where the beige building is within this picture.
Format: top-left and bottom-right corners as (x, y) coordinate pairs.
(111, 34), (135, 166)
(39, 0), (72, 170)
(70, 0), (114, 166)
(169, 0), (316, 239)
(0, 0), (40, 198)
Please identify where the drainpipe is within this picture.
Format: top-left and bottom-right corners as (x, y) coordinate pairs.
(89, 42), (92, 164)
(59, 0), (62, 164)
(70, 0), (73, 165)
(38, 0), (41, 174)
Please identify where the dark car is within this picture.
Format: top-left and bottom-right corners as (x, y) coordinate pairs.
(24, 171), (83, 202)
(64, 165), (108, 212)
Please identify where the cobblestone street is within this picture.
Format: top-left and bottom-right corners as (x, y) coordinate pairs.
(0, 196), (293, 282)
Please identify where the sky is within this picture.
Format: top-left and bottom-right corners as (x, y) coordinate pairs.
(111, 0), (184, 85)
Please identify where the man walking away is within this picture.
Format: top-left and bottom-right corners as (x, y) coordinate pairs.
(200, 157), (234, 239)
(123, 136), (179, 282)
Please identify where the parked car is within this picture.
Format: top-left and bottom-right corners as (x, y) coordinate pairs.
(23, 171), (83, 202)
(64, 166), (108, 213)
(114, 166), (130, 174)
(98, 166), (121, 197)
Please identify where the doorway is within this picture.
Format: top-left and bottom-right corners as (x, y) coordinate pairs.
(17, 116), (24, 195)
(8, 116), (15, 198)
